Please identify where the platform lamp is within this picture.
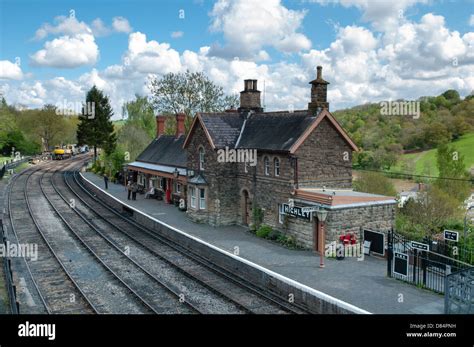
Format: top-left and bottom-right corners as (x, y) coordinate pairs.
(316, 208), (328, 268)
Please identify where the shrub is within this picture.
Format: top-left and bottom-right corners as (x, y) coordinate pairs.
(256, 224), (272, 238)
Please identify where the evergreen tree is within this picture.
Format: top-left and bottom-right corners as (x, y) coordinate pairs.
(77, 86), (116, 160)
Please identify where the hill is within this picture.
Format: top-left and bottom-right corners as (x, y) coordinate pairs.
(332, 90), (474, 172)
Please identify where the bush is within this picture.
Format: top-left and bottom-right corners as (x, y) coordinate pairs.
(267, 229), (280, 240)
(256, 225), (272, 238)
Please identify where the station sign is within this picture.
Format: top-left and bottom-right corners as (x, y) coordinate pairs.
(411, 241), (429, 251)
(281, 204), (312, 221)
(443, 230), (459, 242)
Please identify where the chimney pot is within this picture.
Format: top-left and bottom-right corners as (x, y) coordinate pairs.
(238, 79), (263, 112)
(317, 66), (322, 79)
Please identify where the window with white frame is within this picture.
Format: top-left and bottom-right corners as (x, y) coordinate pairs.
(199, 147), (205, 171)
(274, 157), (280, 177)
(264, 156), (270, 176)
(199, 188), (206, 209)
(278, 204), (285, 224)
(190, 187), (196, 208)
(244, 161), (248, 173)
(175, 182), (181, 194)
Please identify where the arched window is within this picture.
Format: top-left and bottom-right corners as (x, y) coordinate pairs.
(264, 156), (270, 176)
(199, 147), (205, 171)
(274, 157), (280, 177)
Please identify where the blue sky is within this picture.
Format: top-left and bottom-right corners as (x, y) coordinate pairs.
(1, 0), (474, 118)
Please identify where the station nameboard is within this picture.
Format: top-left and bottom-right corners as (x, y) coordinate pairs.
(281, 204), (312, 221)
(411, 241), (429, 251)
(443, 230), (459, 242)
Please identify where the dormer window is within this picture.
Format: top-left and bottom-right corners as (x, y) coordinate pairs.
(199, 147), (205, 171)
(264, 156), (270, 176)
(274, 157), (280, 177)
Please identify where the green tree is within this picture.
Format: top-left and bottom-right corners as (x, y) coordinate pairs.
(353, 171), (397, 196)
(149, 70), (239, 120)
(117, 123), (152, 162)
(122, 95), (156, 138)
(434, 143), (471, 203)
(77, 86), (117, 159)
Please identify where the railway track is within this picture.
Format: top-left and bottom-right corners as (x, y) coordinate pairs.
(63, 160), (309, 314)
(7, 161), (98, 314)
(6, 157), (310, 314)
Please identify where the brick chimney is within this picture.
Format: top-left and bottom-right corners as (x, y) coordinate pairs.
(176, 113), (186, 138)
(238, 79), (263, 113)
(308, 66), (329, 115)
(156, 115), (166, 138)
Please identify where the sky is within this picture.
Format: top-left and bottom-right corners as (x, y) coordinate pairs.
(0, 0), (473, 119)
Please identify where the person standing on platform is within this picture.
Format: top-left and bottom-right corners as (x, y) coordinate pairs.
(132, 182), (138, 201)
(127, 181), (132, 200)
(104, 174), (109, 190)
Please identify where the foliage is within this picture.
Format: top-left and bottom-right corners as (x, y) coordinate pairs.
(434, 143), (471, 203)
(333, 91), (474, 170)
(252, 206), (264, 230)
(116, 123), (152, 162)
(256, 224), (272, 238)
(353, 171), (397, 196)
(149, 70), (239, 125)
(122, 95), (156, 139)
(398, 186), (463, 236)
(0, 98), (78, 155)
(77, 86), (117, 158)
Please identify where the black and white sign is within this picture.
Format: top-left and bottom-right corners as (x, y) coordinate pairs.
(444, 230), (459, 242)
(393, 252), (408, 277)
(281, 204), (312, 221)
(411, 241), (429, 251)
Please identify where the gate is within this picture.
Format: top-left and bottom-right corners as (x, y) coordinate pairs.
(445, 267), (474, 314)
(387, 230), (473, 294)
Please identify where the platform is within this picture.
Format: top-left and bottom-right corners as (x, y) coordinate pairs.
(83, 171), (444, 314)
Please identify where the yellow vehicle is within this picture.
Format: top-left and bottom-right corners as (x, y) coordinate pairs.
(53, 146), (66, 160)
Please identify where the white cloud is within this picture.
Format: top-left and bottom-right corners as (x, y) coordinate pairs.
(124, 32), (182, 74)
(209, 0), (311, 59)
(171, 31), (184, 39)
(112, 17), (133, 33)
(30, 34), (99, 68)
(34, 16), (91, 40)
(312, 0), (428, 31)
(0, 60), (24, 80)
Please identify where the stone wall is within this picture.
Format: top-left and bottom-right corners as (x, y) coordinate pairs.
(281, 202), (396, 250)
(296, 117), (352, 189)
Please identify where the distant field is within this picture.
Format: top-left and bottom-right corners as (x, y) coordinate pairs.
(390, 133), (474, 177)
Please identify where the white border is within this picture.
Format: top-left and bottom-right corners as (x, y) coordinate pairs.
(393, 252), (408, 279)
(80, 172), (371, 314)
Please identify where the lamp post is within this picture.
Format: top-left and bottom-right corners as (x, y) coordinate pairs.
(316, 208), (328, 268)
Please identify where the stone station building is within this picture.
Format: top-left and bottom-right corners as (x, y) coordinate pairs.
(129, 67), (397, 252)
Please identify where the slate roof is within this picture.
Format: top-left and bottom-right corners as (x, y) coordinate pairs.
(136, 135), (186, 167)
(197, 110), (316, 152)
(237, 111), (315, 151)
(199, 113), (244, 148)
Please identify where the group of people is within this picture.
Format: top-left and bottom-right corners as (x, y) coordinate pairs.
(103, 174), (155, 202)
